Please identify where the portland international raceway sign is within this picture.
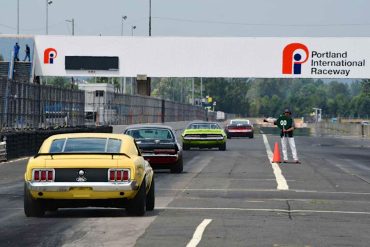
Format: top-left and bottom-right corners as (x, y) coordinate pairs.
(31, 36), (370, 78)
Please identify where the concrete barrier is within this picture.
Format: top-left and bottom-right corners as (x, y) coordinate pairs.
(0, 126), (113, 161)
(310, 122), (370, 138)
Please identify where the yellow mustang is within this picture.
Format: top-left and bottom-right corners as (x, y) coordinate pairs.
(24, 133), (154, 217)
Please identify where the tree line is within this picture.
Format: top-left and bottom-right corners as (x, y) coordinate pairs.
(45, 76), (370, 118)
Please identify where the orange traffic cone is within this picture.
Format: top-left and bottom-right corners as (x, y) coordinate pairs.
(272, 142), (281, 163)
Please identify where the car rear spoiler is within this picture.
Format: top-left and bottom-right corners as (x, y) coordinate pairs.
(34, 152), (131, 159)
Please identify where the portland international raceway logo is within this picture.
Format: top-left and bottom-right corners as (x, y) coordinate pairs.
(282, 43), (309, 74)
(43, 48), (58, 64)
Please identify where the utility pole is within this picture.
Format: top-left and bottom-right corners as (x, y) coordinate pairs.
(149, 0), (152, 36)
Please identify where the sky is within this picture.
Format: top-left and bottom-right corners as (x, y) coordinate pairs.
(0, 0), (370, 37)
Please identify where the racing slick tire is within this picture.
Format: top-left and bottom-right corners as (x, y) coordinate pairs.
(24, 183), (45, 217)
(146, 178), (155, 211)
(126, 179), (146, 216)
(183, 144), (190, 150)
(219, 143), (226, 151)
(171, 158), (183, 173)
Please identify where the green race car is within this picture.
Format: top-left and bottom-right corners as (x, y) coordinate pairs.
(181, 122), (227, 151)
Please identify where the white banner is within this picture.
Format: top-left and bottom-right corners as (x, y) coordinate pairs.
(33, 36), (370, 78)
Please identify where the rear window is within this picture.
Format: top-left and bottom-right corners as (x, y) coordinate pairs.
(125, 128), (174, 140)
(49, 138), (121, 153)
(230, 120), (250, 125)
(188, 123), (220, 129)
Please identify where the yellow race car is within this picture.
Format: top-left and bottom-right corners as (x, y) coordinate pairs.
(24, 133), (154, 217)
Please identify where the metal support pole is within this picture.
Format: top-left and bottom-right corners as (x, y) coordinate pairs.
(149, 0), (152, 36)
(192, 78), (194, 105)
(200, 77), (203, 100)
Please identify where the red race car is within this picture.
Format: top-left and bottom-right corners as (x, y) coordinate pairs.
(225, 119), (254, 139)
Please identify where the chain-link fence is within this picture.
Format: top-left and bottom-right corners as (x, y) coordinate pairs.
(0, 78), (85, 130)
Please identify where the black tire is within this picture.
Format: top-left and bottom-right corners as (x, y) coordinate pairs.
(146, 177), (155, 211)
(171, 158), (183, 173)
(249, 133), (254, 139)
(219, 143), (226, 151)
(24, 183), (45, 217)
(183, 144), (190, 150)
(227, 135), (231, 139)
(126, 179), (146, 216)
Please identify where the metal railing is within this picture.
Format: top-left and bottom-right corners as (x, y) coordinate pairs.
(0, 78), (85, 130)
(84, 91), (209, 125)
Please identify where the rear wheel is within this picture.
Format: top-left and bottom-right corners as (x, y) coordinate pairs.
(171, 158), (183, 173)
(126, 179), (146, 216)
(24, 183), (45, 217)
(249, 133), (254, 139)
(146, 177), (155, 211)
(219, 143), (226, 151)
(183, 144), (190, 150)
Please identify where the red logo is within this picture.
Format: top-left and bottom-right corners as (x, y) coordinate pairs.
(44, 48), (58, 64)
(282, 43), (309, 74)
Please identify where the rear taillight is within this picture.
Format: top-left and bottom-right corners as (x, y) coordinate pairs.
(108, 169), (130, 182)
(32, 169), (55, 182)
(154, 149), (177, 155)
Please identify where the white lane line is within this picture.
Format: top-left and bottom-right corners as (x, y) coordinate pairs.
(0, 157), (29, 165)
(158, 207), (370, 215)
(186, 219), (213, 247)
(262, 134), (289, 190)
(158, 188), (370, 195)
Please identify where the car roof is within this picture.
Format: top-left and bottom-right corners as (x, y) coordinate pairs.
(45, 133), (130, 141)
(188, 121), (218, 125)
(124, 124), (174, 131)
(230, 119), (250, 122)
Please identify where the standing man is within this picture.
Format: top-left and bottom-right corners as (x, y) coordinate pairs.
(23, 44), (31, 62)
(264, 109), (300, 163)
(14, 43), (20, 61)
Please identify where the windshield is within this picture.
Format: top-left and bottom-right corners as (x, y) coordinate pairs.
(187, 123), (221, 129)
(125, 128), (174, 140)
(49, 138), (121, 153)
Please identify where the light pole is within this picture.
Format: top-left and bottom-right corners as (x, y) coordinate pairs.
(17, 0), (19, 35)
(149, 0), (152, 36)
(131, 25), (136, 36)
(46, 0), (53, 35)
(66, 18), (75, 35)
(121, 15), (127, 36)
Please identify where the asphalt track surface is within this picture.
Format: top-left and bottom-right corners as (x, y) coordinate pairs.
(0, 124), (370, 247)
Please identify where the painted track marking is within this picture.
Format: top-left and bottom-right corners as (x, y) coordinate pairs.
(158, 207), (370, 215)
(262, 134), (289, 190)
(186, 219), (212, 247)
